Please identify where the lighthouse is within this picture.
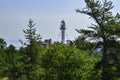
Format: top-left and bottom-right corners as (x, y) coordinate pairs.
(60, 20), (66, 43)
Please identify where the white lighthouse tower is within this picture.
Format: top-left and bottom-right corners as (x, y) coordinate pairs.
(60, 20), (66, 43)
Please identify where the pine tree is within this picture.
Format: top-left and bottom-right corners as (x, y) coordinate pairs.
(21, 19), (42, 80)
(23, 19), (41, 45)
(76, 0), (120, 80)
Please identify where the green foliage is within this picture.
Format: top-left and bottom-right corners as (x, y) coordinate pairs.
(40, 44), (100, 80)
(0, 48), (7, 77)
(74, 36), (94, 51)
(0, 38), (8, 77)
(0, 43), (22, 80)
(6, 45), (22, 80)
(0, 38), (6, 49)
(19, 45), (42, 80)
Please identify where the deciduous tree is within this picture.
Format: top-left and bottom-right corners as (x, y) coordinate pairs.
(40, 44), (99, 80)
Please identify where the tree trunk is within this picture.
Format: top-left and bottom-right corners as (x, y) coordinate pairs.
(101, 38), (111, 80)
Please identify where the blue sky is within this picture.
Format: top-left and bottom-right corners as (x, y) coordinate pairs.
(0, 0), (120, 48)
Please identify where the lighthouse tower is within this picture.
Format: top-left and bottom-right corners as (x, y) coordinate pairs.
(60, 20), (66, 43)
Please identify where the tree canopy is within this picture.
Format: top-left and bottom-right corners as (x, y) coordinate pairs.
(40, 44), (100, 80)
